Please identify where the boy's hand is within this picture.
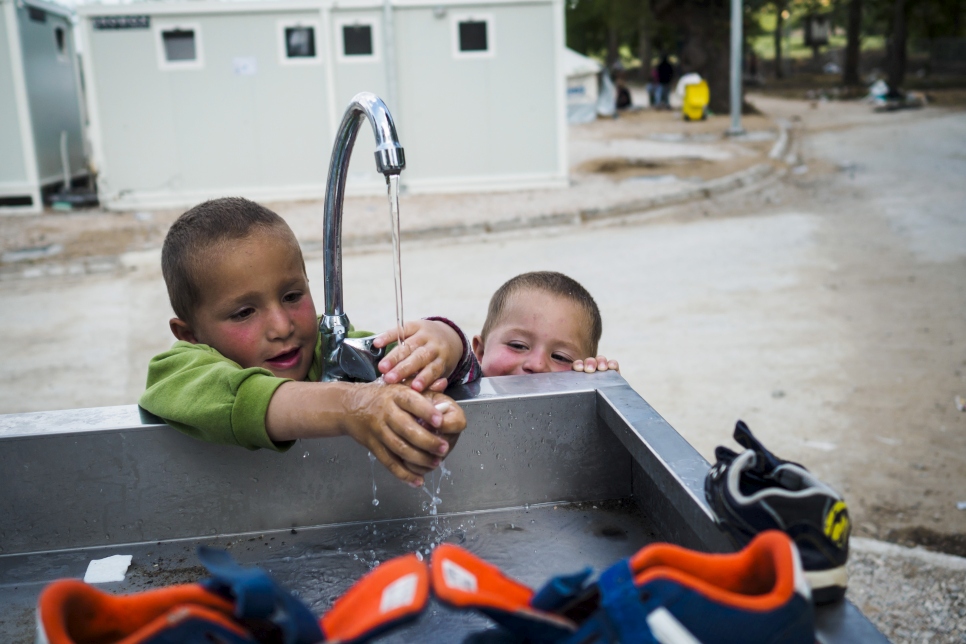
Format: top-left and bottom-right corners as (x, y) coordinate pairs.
(342, 382), (466, 487)
(373, 320), (463, 392)
(572, 356), (620, 374)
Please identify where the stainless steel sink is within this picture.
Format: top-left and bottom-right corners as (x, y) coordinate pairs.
(0, 372), (884, 642)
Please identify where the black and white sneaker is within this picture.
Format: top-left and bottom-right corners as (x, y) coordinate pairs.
(705, 421), (851, 604)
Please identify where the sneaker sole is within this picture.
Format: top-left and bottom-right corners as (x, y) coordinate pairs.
(804, 565), (848, 604)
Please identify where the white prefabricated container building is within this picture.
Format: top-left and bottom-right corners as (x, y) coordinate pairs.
(1, 0), (87, 213)
(563, 46), (600, 124)
(76, 0), (567, 211)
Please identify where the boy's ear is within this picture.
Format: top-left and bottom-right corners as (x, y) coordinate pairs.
(471, 335), (485, 362)
(169, 318), (199, 344)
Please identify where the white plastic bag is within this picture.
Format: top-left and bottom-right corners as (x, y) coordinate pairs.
(597, 71), (616, 117)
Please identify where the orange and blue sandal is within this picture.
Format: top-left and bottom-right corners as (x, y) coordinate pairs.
(431, 531), (814, 644)
(37, 546), (429, 644)
(553, 530), (814, 644)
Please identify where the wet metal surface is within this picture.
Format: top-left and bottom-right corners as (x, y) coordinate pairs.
(0, 501), (655, 642)
(0, 372), (884, 642)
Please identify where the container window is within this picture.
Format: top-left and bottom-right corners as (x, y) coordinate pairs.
(458, 21), (487, 52)
(55, 27), (65, 55)
(285, 26), (316, 58)
(27, 6), (46, 23)
(162, 29), (196, 62)
(342, 24), (372, 56)
(452, 15), (493, 58)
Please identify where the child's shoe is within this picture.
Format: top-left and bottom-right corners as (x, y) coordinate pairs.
(704, 420), (851, 604)
(431, 531), (814, 643)
(37, 547), (429, 644)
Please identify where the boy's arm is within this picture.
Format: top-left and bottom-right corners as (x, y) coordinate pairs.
(264, 380), (464, 486)
(139, 342), (292, 451)
(424, 316), (481, 386)
(372, 317), (481, 391)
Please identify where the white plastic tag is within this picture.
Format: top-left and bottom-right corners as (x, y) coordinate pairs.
(442, 559), (478, 592)
(380, 573), (419, 613)
(83, 554), (132, 583)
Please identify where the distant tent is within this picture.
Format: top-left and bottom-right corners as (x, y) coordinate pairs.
(563, 48), (601, 124)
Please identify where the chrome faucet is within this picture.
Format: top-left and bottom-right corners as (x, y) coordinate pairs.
(319, 92), (406, 382)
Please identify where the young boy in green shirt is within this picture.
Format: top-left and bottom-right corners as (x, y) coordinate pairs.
(139, 197), (480, 488)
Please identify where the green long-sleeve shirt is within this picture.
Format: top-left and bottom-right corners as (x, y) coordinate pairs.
(139, 326), (371, 451)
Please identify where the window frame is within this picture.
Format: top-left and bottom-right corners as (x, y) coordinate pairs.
(451, 13), (494, 59)
(154, 23), (204, 71)
(277, 19), (322, 66)
(334, 17), (380, 63)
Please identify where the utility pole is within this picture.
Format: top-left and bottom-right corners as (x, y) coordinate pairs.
(728, 0), (745, 135)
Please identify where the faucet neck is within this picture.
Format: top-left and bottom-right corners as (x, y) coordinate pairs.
(322, 92), (405, 319)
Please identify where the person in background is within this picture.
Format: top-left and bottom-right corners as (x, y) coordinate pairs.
(647, 65), (660, 108)
(657, 55), (675, 109)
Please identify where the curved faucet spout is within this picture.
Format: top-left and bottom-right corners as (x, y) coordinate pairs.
(320, 92), (406, 382)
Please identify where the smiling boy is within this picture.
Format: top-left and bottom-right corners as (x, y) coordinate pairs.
(472, 272), (619, 377)
(140, 197), (479, 487)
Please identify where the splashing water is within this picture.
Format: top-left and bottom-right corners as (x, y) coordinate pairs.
(420, 460), (452, 517)
(387, 175), (405, 347)
(368, 451), (379, 506)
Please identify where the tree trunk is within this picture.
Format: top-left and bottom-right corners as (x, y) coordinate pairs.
(638, 11), (653, 81)
(774, 3), (784, 79)
(843, 0), (862, 86)
(606, 23), (620, 69)
(887, 0), (907, 92)
(652, 0), (731, 113)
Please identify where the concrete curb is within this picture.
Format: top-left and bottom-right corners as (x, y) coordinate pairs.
(851, 537), (966, 571)
(317, 161), (782, 253)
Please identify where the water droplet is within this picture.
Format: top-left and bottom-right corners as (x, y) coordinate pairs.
(372, 498), (380, 506)
(524, 503), (530, 512)
(416, 551), (424, 561)
(480, 464), (484, 469)
(303, 451), (309, 458)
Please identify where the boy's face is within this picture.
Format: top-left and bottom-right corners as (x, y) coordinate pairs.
(170, 231), (318, 381)
(472, 289), (593, 377)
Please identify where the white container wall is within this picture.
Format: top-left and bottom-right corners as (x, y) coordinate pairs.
(78, 0), (567, 211)
(1, 0), (87, 214)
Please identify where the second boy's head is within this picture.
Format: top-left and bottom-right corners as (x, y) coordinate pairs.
(162, 197), (318, 381)
(472, 271), (602, 377)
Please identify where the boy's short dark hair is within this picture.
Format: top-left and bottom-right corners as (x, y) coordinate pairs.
(481, 271), (602, 354)
(162, 197), (301, 322)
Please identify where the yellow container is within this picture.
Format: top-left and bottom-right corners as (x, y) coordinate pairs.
(682, 80), (709, 121)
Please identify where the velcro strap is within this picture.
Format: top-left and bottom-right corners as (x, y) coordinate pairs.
(597, 560), (658, 644)
(531, 568), (593, 612)
(197, 546), (324, 644)
(431, 544), (576, 643)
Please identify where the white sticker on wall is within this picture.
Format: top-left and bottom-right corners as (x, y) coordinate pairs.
(441, 559), (477, 592)
(83, 554), (133, 583)
(379, 573), (418, 613)
(233, 56), (257, 76)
